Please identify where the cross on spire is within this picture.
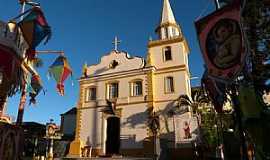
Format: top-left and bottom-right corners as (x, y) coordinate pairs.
(112, 36), (121, 51)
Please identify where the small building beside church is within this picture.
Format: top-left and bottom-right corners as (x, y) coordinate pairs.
(60, 107), (77, 140)
(69, 0), (199, 158)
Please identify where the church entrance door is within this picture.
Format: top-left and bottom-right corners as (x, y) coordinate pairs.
(106, 116), (120, 155)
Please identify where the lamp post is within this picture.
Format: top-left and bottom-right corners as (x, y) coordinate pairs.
(148, 112), (160, 160)
(0, 69), (3, 85)
(45, 119), (62, 160)
(7, 21), (17, 33)
(46, 119), (56, 160)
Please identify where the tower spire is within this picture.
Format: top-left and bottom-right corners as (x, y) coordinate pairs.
(156, 0), (182, 40)
(160, 0), (176, 25)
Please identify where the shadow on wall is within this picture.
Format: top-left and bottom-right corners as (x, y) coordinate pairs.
(122, 109), (149, 129)
(158, 101), (177, 133)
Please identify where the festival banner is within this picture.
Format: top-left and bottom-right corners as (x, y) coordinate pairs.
(195, 0), (246, 81)
(19, 7), (51, 59)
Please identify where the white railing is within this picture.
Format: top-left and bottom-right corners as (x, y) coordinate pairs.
(0, 21), (29, 58)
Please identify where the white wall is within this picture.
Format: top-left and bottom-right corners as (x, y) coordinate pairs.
(149, 41), (186, 69)
(120, 103), (148, 149)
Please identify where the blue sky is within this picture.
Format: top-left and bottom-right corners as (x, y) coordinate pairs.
(0, 0), (216, 124)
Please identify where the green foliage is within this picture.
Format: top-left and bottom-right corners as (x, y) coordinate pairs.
(178, 89), (210, 114)
(242, 0), (270, 95)
(200, 111), (218, 147)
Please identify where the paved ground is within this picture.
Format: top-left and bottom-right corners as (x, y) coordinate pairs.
(61, 157), (152, 160)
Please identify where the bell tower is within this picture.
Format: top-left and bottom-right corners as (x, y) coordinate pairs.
(147, 0), (191, 103)
(156, 0), (182, 39)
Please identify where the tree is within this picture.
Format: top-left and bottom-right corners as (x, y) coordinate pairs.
(177, 89), (209, 115)
(241, 1), (270, 158)
(242, 0), (270, 98)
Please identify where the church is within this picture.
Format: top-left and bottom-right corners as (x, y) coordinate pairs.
(68, 0), (199, 158)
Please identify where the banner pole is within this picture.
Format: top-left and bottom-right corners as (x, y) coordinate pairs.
(20, 1), (26, 20)
(215, 0), (221, 9)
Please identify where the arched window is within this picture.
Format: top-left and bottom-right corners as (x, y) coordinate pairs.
(165, 76), (174, 93)
(164, 46), (172, 61)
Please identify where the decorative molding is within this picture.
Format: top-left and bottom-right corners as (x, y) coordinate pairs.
(154, 68), (188, 75)
(85, 50), (145, 77)
(80, 67), (153, 84)
(68, 83), (84, 157)
(148, 37), (183, 48)
(155, 65), (185, 71)
(155, 22), (181, 33)
(148, 37), (190, 56)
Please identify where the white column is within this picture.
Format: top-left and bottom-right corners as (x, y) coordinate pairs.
(161, 28), (166, 40)
(102, 116), (107, 155)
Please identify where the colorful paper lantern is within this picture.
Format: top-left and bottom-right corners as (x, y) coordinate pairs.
(48, 56), (72, 96)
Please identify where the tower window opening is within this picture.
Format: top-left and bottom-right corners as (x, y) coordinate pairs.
(172, 28), (176, 37)
(164, 46), (172, 61)
(165, 76), (174, 93)
(164, 28), (169, 39)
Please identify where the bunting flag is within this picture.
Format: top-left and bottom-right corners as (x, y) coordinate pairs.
(202, 72), (226, 113)
(48, 56), (72, 96)
(195, 0), (246, 81)
(19, 6), (51, 59)
(0, 45), (23, 96)
(28, 74), (43, 105)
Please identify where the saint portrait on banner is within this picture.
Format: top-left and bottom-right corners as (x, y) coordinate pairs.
(206, 19), (242, 69)
(195, 0), (246, 81)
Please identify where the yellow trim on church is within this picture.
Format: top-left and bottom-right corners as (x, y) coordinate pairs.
(68, 83), (84, 157)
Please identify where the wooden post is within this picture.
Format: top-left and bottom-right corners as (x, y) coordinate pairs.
(0, 95), (7, 117)
(16, 87), (26, 125)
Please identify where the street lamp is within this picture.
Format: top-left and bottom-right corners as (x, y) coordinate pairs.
(46, 120), (56, 160)
(148, 112), (160, 160)
(0, 70), (3, 85)
(45, 119), (62, 160)
(7, 20), (17, 33)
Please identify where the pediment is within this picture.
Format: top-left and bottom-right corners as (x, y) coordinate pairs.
(86, 50), (145, 77)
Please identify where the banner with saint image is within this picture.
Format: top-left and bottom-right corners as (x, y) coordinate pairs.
(195, 0), (246, 81)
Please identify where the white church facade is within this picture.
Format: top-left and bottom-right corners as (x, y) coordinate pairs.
(69, 0), (198, 158)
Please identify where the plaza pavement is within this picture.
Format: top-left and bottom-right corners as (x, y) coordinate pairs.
(60, 158), (152, 160)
